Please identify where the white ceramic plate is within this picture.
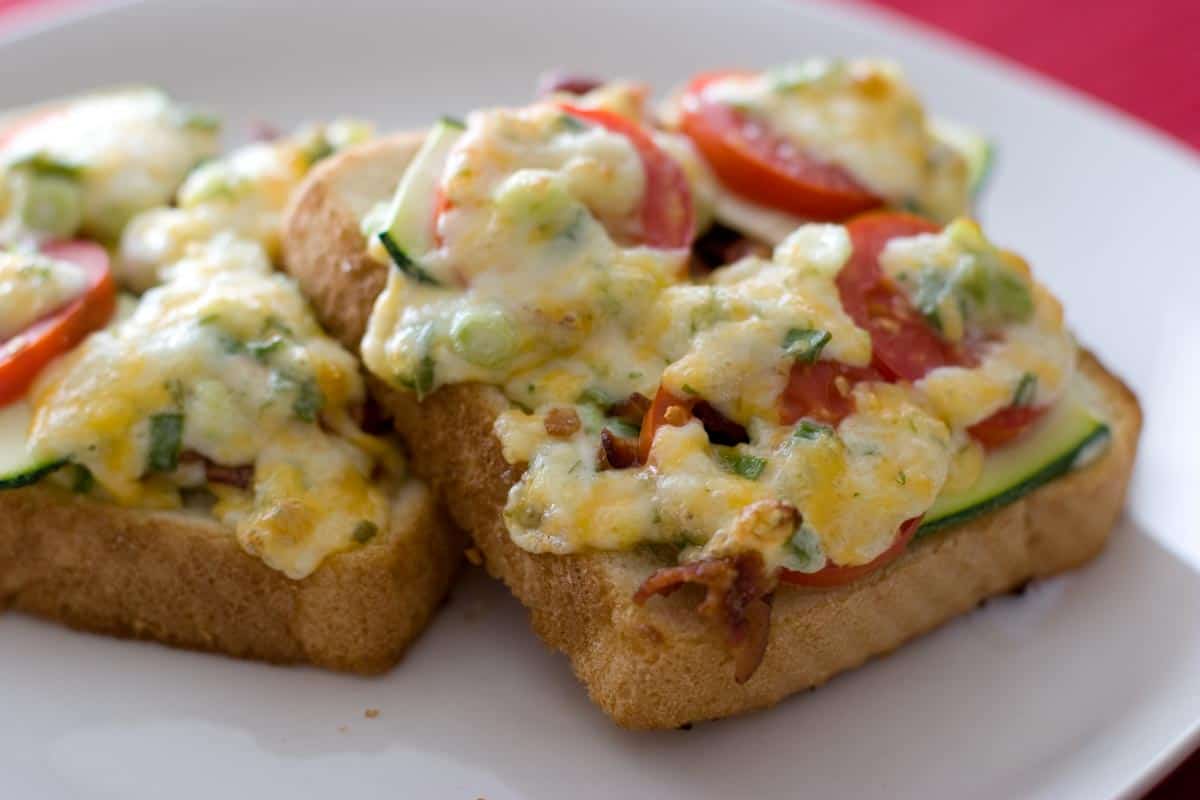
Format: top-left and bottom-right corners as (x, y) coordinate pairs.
(2, 1), (1198, 797)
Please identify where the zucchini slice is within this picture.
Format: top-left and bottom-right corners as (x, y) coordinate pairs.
(919, 383), (1110, 537)
(0, 400), (63, 489)
(371, 117), (464, 283)
(931, 117), (994, 198)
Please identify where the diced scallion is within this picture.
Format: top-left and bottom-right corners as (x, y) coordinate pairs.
(783, 327), (832, 363)
(147, 413), (184, 473)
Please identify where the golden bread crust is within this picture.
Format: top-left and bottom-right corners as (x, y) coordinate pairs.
(0, 479), (463, 673)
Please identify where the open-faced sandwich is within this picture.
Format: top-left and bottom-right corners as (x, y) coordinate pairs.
(283, 59), (1140, 727)
(0, 89), (461, 671)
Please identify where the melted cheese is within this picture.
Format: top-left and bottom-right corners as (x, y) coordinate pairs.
(362, 94), (1080, 572)
(698, 59), (969, 222)
(28, 236), (394, 578)
(0, 88), (218, 245)
(118, 120), (372, 290)
(0, 250), (87, 339)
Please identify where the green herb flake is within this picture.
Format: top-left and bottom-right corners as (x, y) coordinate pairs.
(70, 464), (94, 494)
(577, 387), (612, 408)
(716, 448), (767, 480)
(413, 354), (435, 400)
(1013, 372), (1038, 407)
(246, 336), (286, 362)
(147, 413), (184, 473)
(352, 520), (379, 544)
(438, 115), (466, 130)
(291, 378), (325, 422)
(896, 470), (907, 486)
(793, 419), (834, 440)
(681, 383), (699, 396)
(783, 328), (832, 364)
(557, 113), (587, 133)
(13, 152), (84, 179)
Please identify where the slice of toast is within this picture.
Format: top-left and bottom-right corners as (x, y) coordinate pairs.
(283, 134), (1142, 728)
(0, 478), (463, 673)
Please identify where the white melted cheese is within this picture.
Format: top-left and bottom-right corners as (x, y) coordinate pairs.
(363, 96), (1080, 572)
(0, 88), (218, 244)
(699, 59), (969, 222)
(118, 119), (373, 290)
(0, 249), (87, 340)
(28, 236), (395, 579)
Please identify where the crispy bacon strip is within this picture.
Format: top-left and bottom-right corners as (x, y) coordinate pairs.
(635, 552), (776, 684)
(692, 400), (749, 446)
(181, 451), (253, 489)
(598, 427), (639, 470)
(609, 392), (651, 426)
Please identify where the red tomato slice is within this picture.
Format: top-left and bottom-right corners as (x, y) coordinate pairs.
(968, 403), (1049, 449)
(558, 104), (694, 249)
(779, 360), (879, 427)
(678, 71), (882, 221)
(838, 211), (971, 382)
(0, 241), (116, 407)
(780, 516), (922, 588)
(638, 387), (696, 464)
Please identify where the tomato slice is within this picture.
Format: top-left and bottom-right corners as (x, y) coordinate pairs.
(968, 403), (1049, 449)
(557, 104), (694, 249)
(638, 387), (696, 464)
(779, 360), (878, 427)
(0, 241), (116, 407)
(678, 71), (882, 221)
(780, 516), (922, 588)
(838, 211), (971, 382)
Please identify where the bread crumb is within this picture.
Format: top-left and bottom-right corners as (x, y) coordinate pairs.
(365, 708), (380, 719)
(465, 546), (483, 566)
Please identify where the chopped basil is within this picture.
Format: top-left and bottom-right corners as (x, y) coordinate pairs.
(147, 413), (184, 473)
(378, 231), (439, 285)
(12, 152), (84, 179)
(716, 447), (767, 480)
(577, 387), (612, 408)
(291, 378), (325, 422)
(793, 419), (833, 440)
(352, 520), (379, 544)
(1013, 372), (1038, 407)
(69, 464), (94, 494)
(783, 328), (832, 364)
(557, 113), (587, 132)
(413, 354), (435, 400)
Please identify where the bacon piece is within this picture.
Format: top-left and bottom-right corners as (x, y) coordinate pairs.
(181, 451), (253, 489)
(690, 222), (771, 273)
(635, 551), (776, 684)
(597, 427), (639, 470)
(537, 72), (604, 97)
(544, 407), (582, 438)
(692, 400), (749, 446)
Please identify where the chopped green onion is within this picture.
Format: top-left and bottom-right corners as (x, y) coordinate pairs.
(783, 328), (832, 364)
(450, 307), (518, 368)
(18, 174), (83, 237)
(352, 520), (379, 544)
(147, 413), (184, 473)
(378, 231), (439, 285)
(716, 448), (767, 480)
(1013, 372), (1038, 407)
(438, 115), (466, 130)
(557, 113), (587, 132)
(793, 419), (833, 440)
(13, 152), (84, 179)
(291, 378), (324, 423)
(577, 387), (612, 408)
(413, 354), (435, 400)
(69, 464), (94, 494)
(680, 383), (699, 396)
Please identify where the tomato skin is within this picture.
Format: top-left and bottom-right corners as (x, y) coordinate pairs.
(968, 403), (1049, 449)
(557, 104), (694, 249)
(0, 241), (116, 407)
(779, 360), (878, 427)
(838, 211), (972, 382)
(638, 387), (696, 464)
(678, 71), (882, 221)
(779, 516), (922, 588)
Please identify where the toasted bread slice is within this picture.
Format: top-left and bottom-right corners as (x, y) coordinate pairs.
(0, 479), (463, 673)
(283, 134), (1142, 728)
